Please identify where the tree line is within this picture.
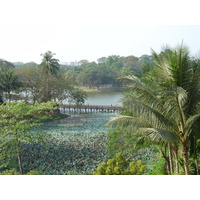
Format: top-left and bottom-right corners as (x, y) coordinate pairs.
(0, 52), (153, 103)
(65, 54), (153, 89)
(0, 51), (87, 105)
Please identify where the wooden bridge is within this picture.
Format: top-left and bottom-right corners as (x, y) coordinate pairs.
(58, 104), (123, 113)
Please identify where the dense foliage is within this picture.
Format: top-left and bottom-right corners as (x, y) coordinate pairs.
(0, 113), (113, 175)
(106, 127), (157, 172)
(0, 101), (57, 174)
(0, 51), (87, 105)
(107, 44), (200, 175)
(0, 59), (21, 102)
(1, 44), (199, 175)
(65, 55), (153, 89)
(93, 152), (146, 175)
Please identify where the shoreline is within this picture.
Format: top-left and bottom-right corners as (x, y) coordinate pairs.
(79, 86), (122, 93)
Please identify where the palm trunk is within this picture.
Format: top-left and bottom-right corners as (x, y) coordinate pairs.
(174, 148), (180, 174)
(168, 144), (174, 174)
(194, 154), (199, 175)
(45, 75), (51, 102)
(8, 91), (11, 102)
(160, 148), (170, 174)
(193, 137), (199, 175)
(182, 142), (190, 175)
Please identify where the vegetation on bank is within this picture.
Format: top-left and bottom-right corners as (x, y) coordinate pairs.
(0, 101), (58, 174)
(0, 43), (200, 175)
(0, 111), (111, 175)
(65, 54), (153, 90)
(0, 51), (87, 105)
(0, 52), (152, 104)
(93, 152), (146, 175)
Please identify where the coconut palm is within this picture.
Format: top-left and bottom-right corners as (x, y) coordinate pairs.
(152, 44), (200, 174)
(0, 69), (21, 101)
(40, 51), (60, 102)
(107, 44), (200, 175)
(0, 59), (21, 101)
(40, 51), (60, 75)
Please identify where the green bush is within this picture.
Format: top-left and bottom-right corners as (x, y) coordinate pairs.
(0, 168), (43, 175)
(26, 170), (43, 175)
(0, 169), (20, 175)
(93, 152), (146, 175)
(148, 157), (167, 175)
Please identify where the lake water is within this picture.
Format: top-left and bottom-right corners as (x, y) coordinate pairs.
(22, 91), (124, 174)
(22, 90), (155, 174)
(24, 112), (116, 174)
(62, 91), (123, 106)
(84, 91), (123, 106)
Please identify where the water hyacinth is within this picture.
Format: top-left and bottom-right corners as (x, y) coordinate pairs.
(20, 113), (115, 175)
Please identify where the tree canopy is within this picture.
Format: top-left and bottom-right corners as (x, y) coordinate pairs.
(107, 44), (200, 175)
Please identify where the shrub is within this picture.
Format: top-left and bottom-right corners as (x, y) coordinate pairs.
(93, 152), (146, 175)
(148, 157), (167, 175)
(0, 169), (20, 175)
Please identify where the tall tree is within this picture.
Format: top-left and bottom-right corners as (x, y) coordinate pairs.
(40, 51), (60, 102)
(0, 101), (57, 174)
(97, 57), (107, 64)
(78, 59), (89, 66)
(40, 51), (60, 75)
(107, 44), (200, 175)
(0, 59), (21, 101)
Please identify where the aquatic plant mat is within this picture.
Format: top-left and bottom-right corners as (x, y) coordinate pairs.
(21, 113), (113, 175)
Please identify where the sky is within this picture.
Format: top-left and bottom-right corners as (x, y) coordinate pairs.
(0, 0), (200, 64)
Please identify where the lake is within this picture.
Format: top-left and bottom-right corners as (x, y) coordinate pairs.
(21, 90), (155, 174)
(84, 91), (123, 106)
(21, 90), (124, 174)
(23, 112), (116, 174)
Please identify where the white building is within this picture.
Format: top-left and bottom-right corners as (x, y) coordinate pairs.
(60, 61), (78, 66)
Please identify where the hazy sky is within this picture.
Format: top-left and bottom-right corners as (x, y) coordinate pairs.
(0, 0), (200, 63)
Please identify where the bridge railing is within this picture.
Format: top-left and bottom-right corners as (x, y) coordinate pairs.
(58, 104), (123, 113)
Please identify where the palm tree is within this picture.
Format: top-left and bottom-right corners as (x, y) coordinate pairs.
(0, 69), (21, 101)
(0, 59), (21, 101)
(40, 51), (60, 102)
(107, 44), (200, 175)
(152, 44), (200, 174)
(40, 51), (60, 75)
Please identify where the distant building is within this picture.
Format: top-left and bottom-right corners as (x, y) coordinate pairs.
(12, 62), (24, 66)
(69, 61), (78, 66)
(60, 61), (78, 66)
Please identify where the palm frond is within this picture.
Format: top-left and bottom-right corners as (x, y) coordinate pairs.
(122, 98), (176, 131)
(185, 59), (200, 116)
(185, 113), (200, 138)
(141, 128), (178, 144)
(163, 87), (187, 126)
(105, 115), (148, 128)
(151, 48), (174, 84)
(121, 75), (162, 109)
